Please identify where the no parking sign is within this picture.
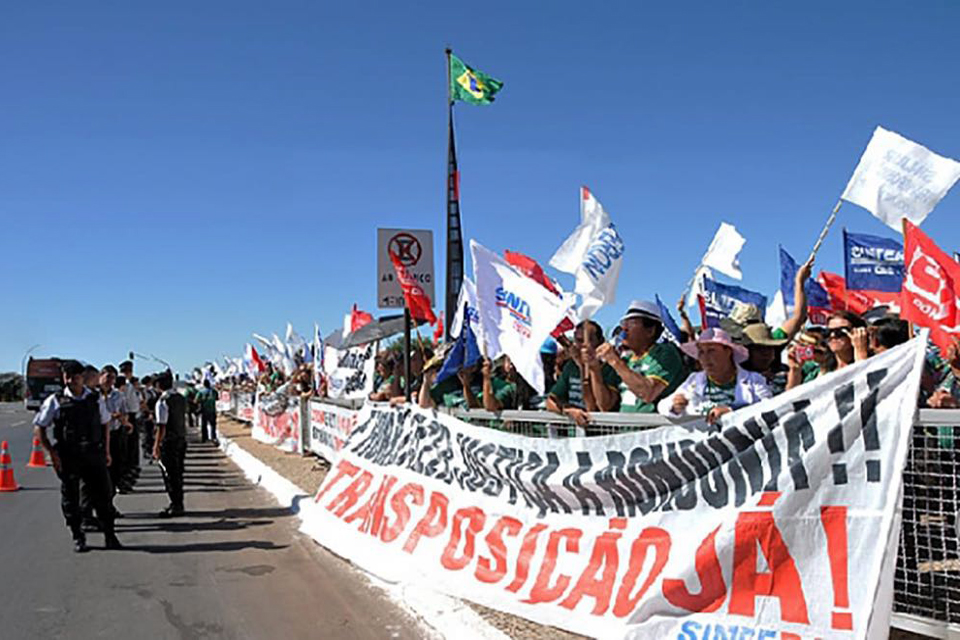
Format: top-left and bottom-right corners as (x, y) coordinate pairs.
(377, 228), (435, 309)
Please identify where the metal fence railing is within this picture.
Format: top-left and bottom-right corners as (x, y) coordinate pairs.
(221, 392), (960, 638)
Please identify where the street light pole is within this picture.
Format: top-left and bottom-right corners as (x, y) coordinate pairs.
(20, 344), (40, 379)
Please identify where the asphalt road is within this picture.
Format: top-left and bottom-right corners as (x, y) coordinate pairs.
(0, 402), (424, 640)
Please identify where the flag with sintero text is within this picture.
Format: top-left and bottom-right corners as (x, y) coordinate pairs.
(842, 126), (960, 230)
(302, 334), (926, 638)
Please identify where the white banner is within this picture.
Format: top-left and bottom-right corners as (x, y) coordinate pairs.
(472, 240), (572, 394)
(251, 389), (301, 453)
(308, 400), (361, 461)
(323, 342), (376, 400)
(235, 392), (255, 423)
(842, 126), (960, 230)
(215, 390), (232, 413)
(302, 336), (925, 639)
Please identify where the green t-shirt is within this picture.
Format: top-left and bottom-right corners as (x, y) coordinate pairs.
(619, 342), (686, 413)
(197, 387), (217, 413)
(431, 376), (517, 409)
(801, 360), (821, 383)
(549, 360), (621, 410)
(701, 376), (737, 413)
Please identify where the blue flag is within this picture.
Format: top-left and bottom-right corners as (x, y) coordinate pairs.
(655, 294), (683, 343)
(843, 229), (904, 292)
(701, 278), (767, 328)
(436, 303), (482, 385)
(779, 246), (830, 315)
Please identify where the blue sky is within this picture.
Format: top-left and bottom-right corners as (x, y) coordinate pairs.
(2, 2), (959, 375)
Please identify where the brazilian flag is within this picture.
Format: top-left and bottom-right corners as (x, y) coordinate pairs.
(449, 53), (503, 105)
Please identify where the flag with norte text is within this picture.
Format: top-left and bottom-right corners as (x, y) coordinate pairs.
(549, 187), (625, 320)
(841, 126), (960, 230)
(302, 334), (927, 639)
(472, 240), (572, 393)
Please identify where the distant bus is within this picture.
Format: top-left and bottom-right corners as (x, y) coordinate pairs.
(25, 358), (62, 411)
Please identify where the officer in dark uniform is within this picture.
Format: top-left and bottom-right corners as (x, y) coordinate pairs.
(34, 360), (122, 552)
(153, 372), (187, 517)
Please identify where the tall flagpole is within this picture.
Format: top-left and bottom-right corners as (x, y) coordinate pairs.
(445, 47), (463, 342)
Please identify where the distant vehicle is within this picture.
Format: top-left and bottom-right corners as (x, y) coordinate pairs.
(25, 358), (62, 411)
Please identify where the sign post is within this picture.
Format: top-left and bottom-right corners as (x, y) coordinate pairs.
(378, 228), (435, 403)
(377, 228), (435, 309)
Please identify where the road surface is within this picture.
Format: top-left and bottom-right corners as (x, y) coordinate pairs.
(0, 402), (424, 640)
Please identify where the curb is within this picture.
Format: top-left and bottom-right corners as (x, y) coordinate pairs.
(217, 433), (510, 640)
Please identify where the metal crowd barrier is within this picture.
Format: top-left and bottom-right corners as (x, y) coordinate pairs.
(220, 391), (960, 638)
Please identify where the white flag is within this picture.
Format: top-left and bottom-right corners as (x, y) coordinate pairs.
(285, 322), (307, 360)
(549, 187), (625, 320)
(765, 289), (787, 329)
(686, 265), (714, 308)
(701, 222), (745, 280)
(842, 126), (960, 230)
(472, 240), (573, 394)
(272, 333), (296, 376)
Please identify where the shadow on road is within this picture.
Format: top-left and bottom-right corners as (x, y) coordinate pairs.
(115, 540), (290, 554)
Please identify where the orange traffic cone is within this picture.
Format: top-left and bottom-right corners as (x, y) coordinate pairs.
(26, 437), (48, 468)
(0, 441), (20, 492)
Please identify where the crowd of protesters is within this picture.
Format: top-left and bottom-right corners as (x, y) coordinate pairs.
(215, 255), (960, 437)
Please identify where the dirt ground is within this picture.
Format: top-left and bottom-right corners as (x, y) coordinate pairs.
(217, 416), (931, 640)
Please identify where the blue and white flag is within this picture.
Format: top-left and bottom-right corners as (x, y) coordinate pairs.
(701, 277), (767, 328)
(843, 229), (904, 292)
(655, 294), (683, 344)
(436, 304), (482, 385)
(549, 187), (624, 321)
(779, 247), (830, 316)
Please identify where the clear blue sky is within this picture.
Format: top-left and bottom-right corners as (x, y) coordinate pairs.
(3, 2), (960, 375)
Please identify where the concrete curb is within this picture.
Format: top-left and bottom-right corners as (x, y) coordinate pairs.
(217, 433), (510, 640)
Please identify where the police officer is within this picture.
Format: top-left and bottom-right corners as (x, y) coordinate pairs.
(153, 372), (187, 517)
(34, 360), (122, 552)
(118, 361), (141, 483)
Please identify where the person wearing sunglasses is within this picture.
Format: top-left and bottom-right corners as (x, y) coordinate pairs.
(825, 311), (870, 370)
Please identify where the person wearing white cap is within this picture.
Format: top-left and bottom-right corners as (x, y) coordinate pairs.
(597, 300), (686, 413)
(658, 328), (771, 424)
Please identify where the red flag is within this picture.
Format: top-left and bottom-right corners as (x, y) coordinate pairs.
(433, 315), (444, 343)
(504, 249), (574, 337)
(818, 272), (901, 316)
(504, 250), (560, 295)
(902, 220), (960, 354)
(246, 344), (265, 373)
(389, 251), (437, 324)
(350, 304), (374, 333)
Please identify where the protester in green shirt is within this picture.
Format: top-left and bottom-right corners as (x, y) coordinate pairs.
(481, 356), (520, 411)
(597, 300), (685, 413)
(547, 320), (621, 427)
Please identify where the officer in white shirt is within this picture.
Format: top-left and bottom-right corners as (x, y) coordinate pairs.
(34, 360), (123, 552)
(119, 361), (142, 477)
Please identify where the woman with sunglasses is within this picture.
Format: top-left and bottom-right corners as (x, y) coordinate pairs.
(825, 311), (871, 369)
